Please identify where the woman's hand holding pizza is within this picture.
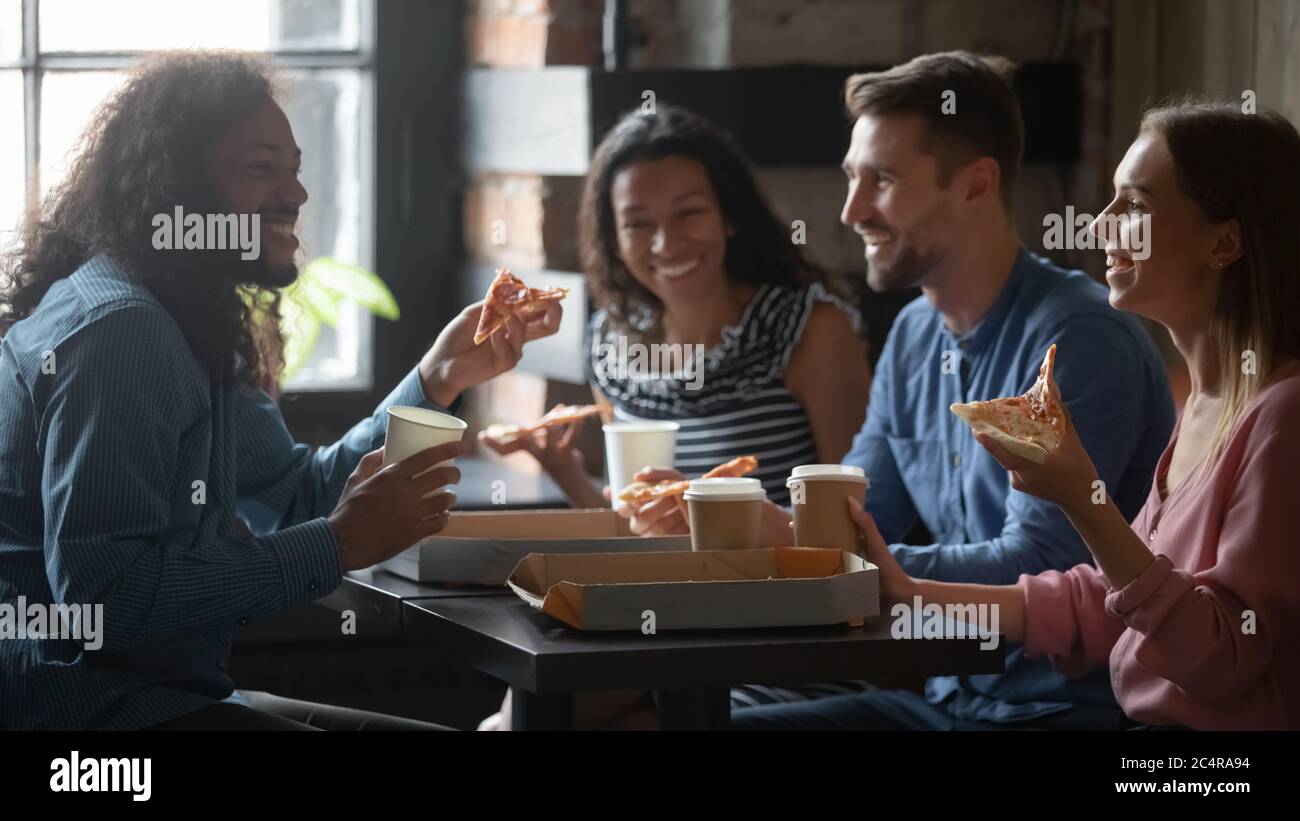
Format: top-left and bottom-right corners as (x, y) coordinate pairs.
(974, 390), (1101, 515)
(614, 467), (691, 536)
(953, 346), (1101, 514)
(480, 421), (588, 480)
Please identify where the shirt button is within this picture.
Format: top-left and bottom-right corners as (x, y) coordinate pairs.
(953, 454), (961, 468)
(239, 618), (249, 626)
(217, 660), (225, 671)
(1148, 528), (1158, 542)
(307, 581), (318, 592)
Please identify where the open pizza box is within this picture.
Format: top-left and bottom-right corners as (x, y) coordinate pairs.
(379, 509), (691, 586)
(507, 547), (879, 631)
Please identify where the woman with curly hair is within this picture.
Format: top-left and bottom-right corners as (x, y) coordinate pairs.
(482, 105), (870, 524)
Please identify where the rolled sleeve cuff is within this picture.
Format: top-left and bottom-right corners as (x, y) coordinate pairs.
(264, 518), (344, 609)
(385, 366), (463, 416)
(1104, 554), (1175, 619)
(1020, 570), (1073, 657)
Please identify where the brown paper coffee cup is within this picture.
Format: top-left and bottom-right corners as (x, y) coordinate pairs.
(684, 477), (766, 551)
(786, 465), (870, 554)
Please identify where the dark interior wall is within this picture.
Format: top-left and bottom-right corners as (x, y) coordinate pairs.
(280, 0), (465, 445)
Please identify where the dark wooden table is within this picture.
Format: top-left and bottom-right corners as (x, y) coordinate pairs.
(315, 470), (1007, 731)
(402, 594), (1006, 730)
(316, 566), (508, 639)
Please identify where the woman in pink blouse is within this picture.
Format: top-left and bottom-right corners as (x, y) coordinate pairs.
(852, 100), (1300, 730)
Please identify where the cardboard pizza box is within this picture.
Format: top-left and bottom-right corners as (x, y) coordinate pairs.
(379, 509), (691, 585)
(507, 547), (879, 631)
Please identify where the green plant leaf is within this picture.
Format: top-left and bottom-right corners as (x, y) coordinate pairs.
(278, 290), (321, 384)
(240, 257), (401, 386)
(300, 257), (400, 320)
(286, 270), (344, 328)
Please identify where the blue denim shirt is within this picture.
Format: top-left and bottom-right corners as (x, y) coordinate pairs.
(0, 255), (438, 729)
(845, 249), (1175, 723)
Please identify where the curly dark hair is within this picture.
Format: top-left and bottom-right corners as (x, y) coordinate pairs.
(0, 49), (287, 386)
(580, 104), (846, 338)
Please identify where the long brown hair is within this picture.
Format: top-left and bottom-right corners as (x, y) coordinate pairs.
(580, 104), (844, 338)
(1141, 99), (1300, 461)
(0, 50), (286, 387)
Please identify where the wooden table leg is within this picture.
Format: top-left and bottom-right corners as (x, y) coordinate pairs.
(655, 687), (731, 731)
(512, 690), (575, 731)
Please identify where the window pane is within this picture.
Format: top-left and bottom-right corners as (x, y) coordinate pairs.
(0, 70), (24, 250)
(40, 0), (361, 53)
(38, 71), (125, 196)
(281, 69), (371, 391)
(0, 0), (21, 61)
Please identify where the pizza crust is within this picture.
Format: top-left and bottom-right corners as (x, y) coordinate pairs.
(950, 404), (1051, 463)
(949, 344), (1063, 463)
(482, 423), (525, 444)
(473, 268), (569, 346)
(481, 405), (601, 446)
(614, 455), (759, 506)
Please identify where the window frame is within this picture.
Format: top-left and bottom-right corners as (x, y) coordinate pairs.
(282, 0), (465, 440)
(2, 0), (464, 441)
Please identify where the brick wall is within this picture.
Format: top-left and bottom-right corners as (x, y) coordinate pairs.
(465, 0), (605, 67)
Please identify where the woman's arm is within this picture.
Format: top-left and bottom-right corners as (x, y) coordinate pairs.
(477, 385), (609, 509)
(785, 303), (871, 462)
(973, 401), (1156, 588)
(848, 498), (1026, 642)
(1059, 496), (1155, 589)
(913, 580), (1028, 643)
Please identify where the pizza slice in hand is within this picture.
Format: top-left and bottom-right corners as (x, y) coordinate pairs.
(472, 268), (570, 346)
(950, 344), (1064, 464)
(481, 404), (603, 446)
(616, 455), (760, 505)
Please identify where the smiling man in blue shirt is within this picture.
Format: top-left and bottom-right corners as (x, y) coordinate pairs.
(0, 52), (560, 731)
(732, 52), (1175, 730)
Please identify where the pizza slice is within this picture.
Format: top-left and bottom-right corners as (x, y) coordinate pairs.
(481, 404), (603, 445)
(616, 455), (760, 506)
(472, 268), (570, 346)
(949, 344), (1063, 463)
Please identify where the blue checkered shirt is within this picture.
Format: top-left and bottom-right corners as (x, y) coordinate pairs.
(0, 255), (437, 729)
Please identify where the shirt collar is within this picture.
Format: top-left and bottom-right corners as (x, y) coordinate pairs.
(947, 247), (1030, 356)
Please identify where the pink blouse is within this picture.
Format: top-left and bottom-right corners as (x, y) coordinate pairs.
(1021, 362), (1300, 730)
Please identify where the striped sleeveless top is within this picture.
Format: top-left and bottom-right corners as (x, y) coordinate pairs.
(588, 284), (860, 506)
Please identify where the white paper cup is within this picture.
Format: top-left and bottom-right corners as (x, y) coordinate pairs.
(384, 406), (468, 474)
(603, 421), (680, 497)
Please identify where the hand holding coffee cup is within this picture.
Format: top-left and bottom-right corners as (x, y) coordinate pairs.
(787, 465), (870, 555)
(329, 440), (463, 571)
(848, 497), (917, 600)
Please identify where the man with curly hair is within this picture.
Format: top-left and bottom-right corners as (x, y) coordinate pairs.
(0, 51), (560, 730)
